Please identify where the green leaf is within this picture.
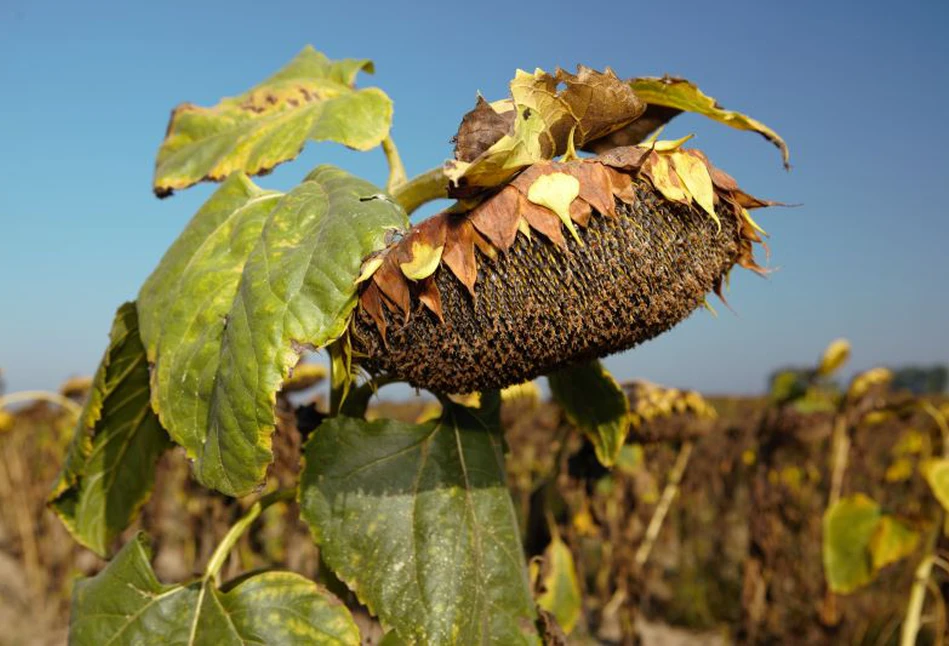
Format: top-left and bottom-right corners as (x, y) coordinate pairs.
(70, 533), (359, 645)
(548, 360), (630, 467)
(537, 534), (582, 635)
(299, 393), (540, 645)
(629, 76), (789, 168)
(48, 303), (170, 556)
(869, 516), (919, 571)
(923, 458), (949, 513)
(154, 45), (392, 196)
(138, 168), (407, 496)
(822, 494), (882, 594)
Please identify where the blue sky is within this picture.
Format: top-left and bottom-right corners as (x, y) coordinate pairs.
(1, 0), (947, 395)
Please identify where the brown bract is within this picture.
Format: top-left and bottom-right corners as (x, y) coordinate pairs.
(357, 144), (774, 345)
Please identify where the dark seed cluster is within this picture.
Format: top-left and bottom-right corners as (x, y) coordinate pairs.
(351, 180), (741, 394)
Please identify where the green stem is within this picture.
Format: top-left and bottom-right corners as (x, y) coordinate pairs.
(382, 137), (407, 194)
(0, 390), (82, 417)
(391, 166), (449, 215)
(204, 488), (295, 582)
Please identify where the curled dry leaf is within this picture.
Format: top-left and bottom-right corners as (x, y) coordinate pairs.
(351, 143), (776, 393)
(446, 66), (645, 198)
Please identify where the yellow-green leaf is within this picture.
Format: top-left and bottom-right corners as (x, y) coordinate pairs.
(818, 338), (851, 377)
(923, 458), (949, 513)
(630, 76), (789, 168)
(527, 172), (582, 243)
(537, 534), (582, 635)
(822, 494), (882, 594)
(869, 516), (919, 571)
(154, 46), (392, 196)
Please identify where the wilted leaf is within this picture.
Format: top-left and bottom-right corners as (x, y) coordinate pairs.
(70, 533), (358, 645)
(548, 360), (630, 467)
(823, 494), (882, 594)
(818, 339), (851, 377)
(446, 67), (644, 196)
(49, 303), (170, 557)
(869, 516), (919, 571)
(299, 394), (540, 645)
(399, 240), (444, 280)
(629, 76), (789, 168)
(537, 534), (582, 635)
(923, 458), (949, 513)
(154, 46), (392, 196)
(139, 168), (407, 496)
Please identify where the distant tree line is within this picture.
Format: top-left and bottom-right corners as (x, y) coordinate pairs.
(767, 364), (947, 398)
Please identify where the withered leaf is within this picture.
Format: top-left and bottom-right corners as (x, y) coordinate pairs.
(582, 104), (683, 154)
(360, 282), (388, 343)
(445, 67), (645, 196)
(453, 96), (516, 163)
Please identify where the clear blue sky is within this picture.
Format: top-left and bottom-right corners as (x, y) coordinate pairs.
(1, 0), (947, 395)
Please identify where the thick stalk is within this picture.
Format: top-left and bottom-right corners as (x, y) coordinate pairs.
(390, 166), (449, 215)
(204, 488), (295, 583)
(382, 137), (407, 193)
